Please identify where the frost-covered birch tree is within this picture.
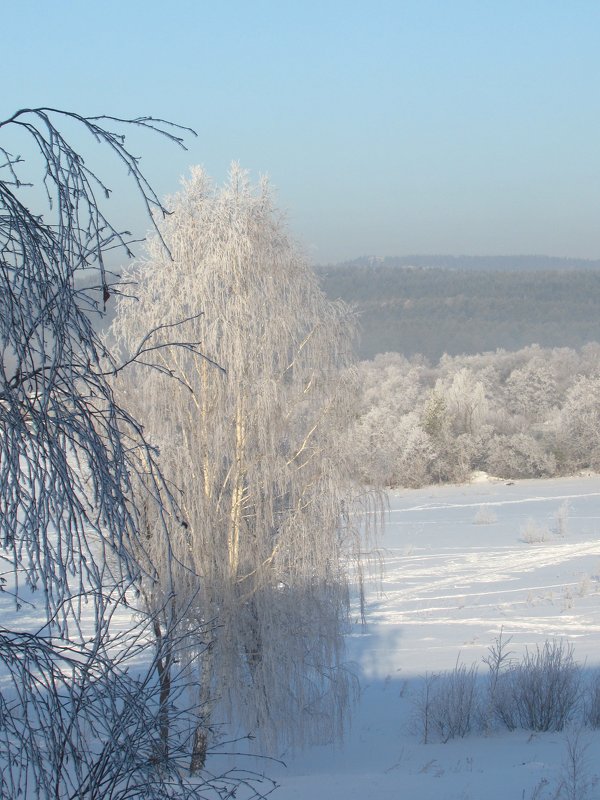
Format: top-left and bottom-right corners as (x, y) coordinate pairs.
(110, 165), (371, 759)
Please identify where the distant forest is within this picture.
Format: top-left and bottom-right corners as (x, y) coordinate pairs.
(316, 256), (600, 361)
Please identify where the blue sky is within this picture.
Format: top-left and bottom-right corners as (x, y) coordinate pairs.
(4, 1), (600, 263)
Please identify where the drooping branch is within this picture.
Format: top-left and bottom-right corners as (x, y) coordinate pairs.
(0, 108), (200, 623)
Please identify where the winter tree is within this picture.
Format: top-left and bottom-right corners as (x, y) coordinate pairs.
(485, 432), (557, 479)
(556, 375), (600, 470)
(505, 357), (559, 421)
(351, 405), (433, 488)
(110, 165), (375, 762)
(420, 389), (472, 483)
(438, 368), (489, 437)
(0, 109), (273, 798)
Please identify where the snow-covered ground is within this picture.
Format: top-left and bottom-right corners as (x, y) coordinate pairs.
(4, 474), (600, 798)
(263, 474), (600, 800)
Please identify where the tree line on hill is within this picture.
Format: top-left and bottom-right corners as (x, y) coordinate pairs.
(328, 254), (600, 271)
(316, 262), (600, 361)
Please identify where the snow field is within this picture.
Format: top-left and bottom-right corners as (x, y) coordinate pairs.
(4, 474), (600, 798)
(267, 475), (600, 800)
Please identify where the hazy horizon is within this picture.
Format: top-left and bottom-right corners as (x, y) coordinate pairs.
(316, 252), (600, 267)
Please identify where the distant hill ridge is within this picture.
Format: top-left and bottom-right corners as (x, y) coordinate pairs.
(320, 254), (600, 271)
(314, 257), (600, 360)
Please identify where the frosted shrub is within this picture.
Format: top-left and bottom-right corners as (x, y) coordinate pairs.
(482, 628), (515, 729)
(556, 727), (592, 800)
(583, 670), (600, 729)
(413, 672), (439, 744)
(553, 501), (570, 537)
(415, 639), (587, 744)
(494, 640), (580, 732)
(473, 505), (497, 525)
(520, 517), (550, 544)
(414, 661), (478, 743)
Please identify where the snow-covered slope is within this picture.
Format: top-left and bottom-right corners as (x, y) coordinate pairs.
(266, 475), (600, 799)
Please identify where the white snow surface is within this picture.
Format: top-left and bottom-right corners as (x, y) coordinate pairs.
(4, 474), (600, 798)
(258, 474), (600, 800)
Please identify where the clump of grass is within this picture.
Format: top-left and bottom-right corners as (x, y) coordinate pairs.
(473, 505), (497, 525)
(553, 501), (570, 537)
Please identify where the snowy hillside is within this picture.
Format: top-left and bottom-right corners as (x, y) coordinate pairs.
(264, 474), (600, 800)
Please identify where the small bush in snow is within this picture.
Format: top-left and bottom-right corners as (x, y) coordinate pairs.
(413, 661), (478, 743)
(481, 628), (515, 729)
(553, 501), (570, 537)
(494, 640), (580, 732)
(520, 517), (550, 544)
(473, 505), (497, 524)
(412, 672), (439, 744)
(583, 670), (600, 729)
(416, 638), (586, 744)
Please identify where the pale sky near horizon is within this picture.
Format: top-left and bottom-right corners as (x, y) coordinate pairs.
(4, 1), (600, 264)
